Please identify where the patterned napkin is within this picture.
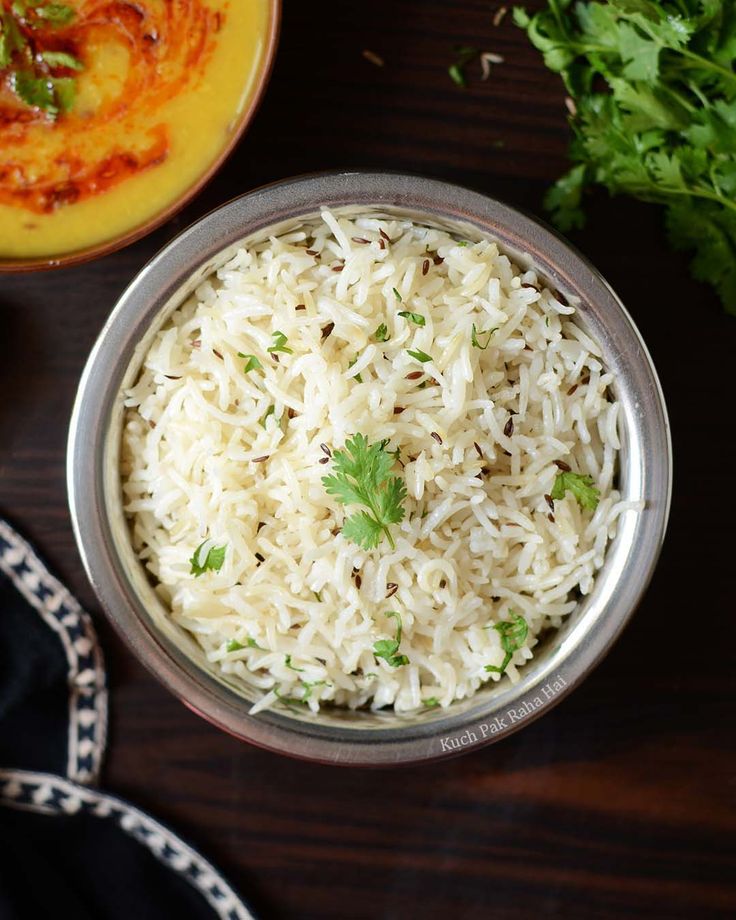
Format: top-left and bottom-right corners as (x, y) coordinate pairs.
(0, 519), (255, 920)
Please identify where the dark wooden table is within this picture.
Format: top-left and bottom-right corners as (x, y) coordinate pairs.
(2, 2), (735, 917)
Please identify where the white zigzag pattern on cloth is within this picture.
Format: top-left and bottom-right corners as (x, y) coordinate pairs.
(0, 520), (108, 784)
(0, 769), (255, 920)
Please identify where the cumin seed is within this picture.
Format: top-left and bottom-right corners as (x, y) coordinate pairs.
(433, 255), (444, 265)
(320, 443), (332, 457)
(306, 249), (318, 256)
(253, 455), (269, 463)
(379, 228), (390, 242)
(355, 574), (362, 589)
(296, 304), (306, 310)
(332, 264), (344, 272)
(255, 552), (265, 563)
(544, 493), (554, 510)
(474, 441), (484, 458)
(321, 323), (335, 339)
(362, 49), (384, 67)
(393, 407), (405, 415)
(405, 371), (423, 380)
(318, 456), (330, 464)
(213, 349), (224, 360)
(386, 583), (398, 598)
(352, 237), (370, 244)
(555, 460), (571, 471)
(504, 417), (514, 437)
(548, 513), (556, 523)
(567, 384), (578, 395)
(164, 375), (182, 380)
(431, 431), (442, 444)
(422, 259), (430, 276)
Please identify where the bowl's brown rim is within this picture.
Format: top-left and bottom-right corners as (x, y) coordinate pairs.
(0, 0), (282, 274)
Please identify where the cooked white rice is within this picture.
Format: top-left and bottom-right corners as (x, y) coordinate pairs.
(121, 209), (635, 714)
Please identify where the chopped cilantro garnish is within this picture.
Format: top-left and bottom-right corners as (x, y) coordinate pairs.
(471, 323), (498, 350)
(373, 611), (409, 667)
(267, 330), (293, 355)
(398, 311), (425, 326)
(237, 352), (262, 373)
(551, 471), (600, 511)
(189, 541), (226, 577)
(485, 612), (528, 675)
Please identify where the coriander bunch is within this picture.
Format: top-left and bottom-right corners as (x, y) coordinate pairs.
(515, 0), (736, 313)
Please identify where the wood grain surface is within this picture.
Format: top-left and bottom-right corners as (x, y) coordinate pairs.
(1, 2), (735, 917)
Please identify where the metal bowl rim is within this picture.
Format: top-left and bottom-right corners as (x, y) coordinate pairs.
(67, 170), (673, 766)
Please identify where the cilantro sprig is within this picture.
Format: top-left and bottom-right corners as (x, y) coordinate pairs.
(551, 471), (600, 511)
(485, 613), (528, 675)
(515, 0), (736, 314)
(322, 433), (407, 550)
(373, 611), (409, 667)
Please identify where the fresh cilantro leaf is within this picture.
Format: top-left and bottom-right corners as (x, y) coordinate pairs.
(267, 330), (293, 354)
(11, 70), (64, 116)
(189, 540), (226, 577)
(485, 612), (528, 675)
(1, 9), (26, 68)
(51, 76), (75, 111)
(238, 352), (262, 373)
(392, 287), (402, 302)
(34, 3), (75, 25)
(551, 471), (600, 510)
(422, 697), (441, 708)
(374, 323), (390, 342)
(398, 310), (426, 326)
(322, 433), (407, 549)
(544, 164), (588, 232)
(373, 611), (409, 667)
(41, 49), (83, 70)
(471, 323), (498, 349)
(407, 348), (432, 363)
(227, 637), (264, 652)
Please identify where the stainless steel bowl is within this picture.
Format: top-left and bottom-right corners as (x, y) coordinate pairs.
(67, 172), (672, 766)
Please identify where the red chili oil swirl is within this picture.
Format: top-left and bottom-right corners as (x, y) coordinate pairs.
(0, 0), (223, 214)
